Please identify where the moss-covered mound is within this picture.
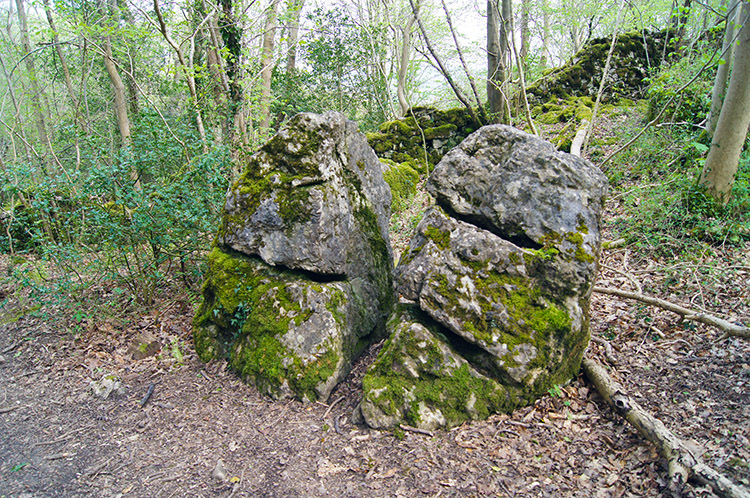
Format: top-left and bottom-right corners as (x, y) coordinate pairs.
(366, 107), (481, 174)
(360, 305), (512, 430)
(527, 30), (674, 104)
(194, 112), (394, 403)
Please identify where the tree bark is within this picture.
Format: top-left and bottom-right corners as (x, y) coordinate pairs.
(487, 0), (507, 122)
(285, 0), (304, 76)
(152, 0), (208, 152)
(260, 0), (280, 132)
(397, 7), (417, 117)
(43, 0), (87, 135)
(706, 0), (741, 138)
(15, 0), (50, 164)
(699, 0), (750, 205)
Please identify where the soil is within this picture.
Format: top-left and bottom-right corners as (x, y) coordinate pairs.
(2, 148), (749, 498)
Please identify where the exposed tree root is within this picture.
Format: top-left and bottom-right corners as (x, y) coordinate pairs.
(582, 358), (750, 498)
(593, 286), (750, 341)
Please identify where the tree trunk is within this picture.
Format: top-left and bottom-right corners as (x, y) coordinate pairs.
(260, 0), (280, 132)
(520, 0), (530, 65)
(219, 0), (243, 145)
(15, 0), (50, 163)
(285, 0), (304, 76)
(43, 0), (87, 135)
(707, 0), (741, 138)
(487, 0), (510, 123)
(699, 0), (750, 205)
(397, 8), (417, 116)
(541, 0), (551, 67)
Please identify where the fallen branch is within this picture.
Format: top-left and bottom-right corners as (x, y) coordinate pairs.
(399, 424), (434, 438)
(582, 358), (750, 498)
(139, 383), (155, 408)
(593, 286), (750, 340)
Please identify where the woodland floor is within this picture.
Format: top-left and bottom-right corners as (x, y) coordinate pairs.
(1, 128), (749, 498)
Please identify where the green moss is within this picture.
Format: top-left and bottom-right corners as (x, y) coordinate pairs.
(382, 162), (420, 213)
(423, 124), (457, 140)
(423, 225), (451, 251)
(193, 246), (348, 400)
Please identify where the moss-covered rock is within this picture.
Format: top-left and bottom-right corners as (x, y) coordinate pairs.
(381, 160), (420, 213)
(195, 112), (394, 403)
(526, 30), (675, 104)
(366, 107), (481, 175)
(361, 124), (607, 430)
(359, 305), (512, 430)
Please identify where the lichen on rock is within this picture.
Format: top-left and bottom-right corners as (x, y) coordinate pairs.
(194, 112), (394, 403)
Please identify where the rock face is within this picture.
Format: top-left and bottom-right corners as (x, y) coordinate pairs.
(360, 125), (607, 430)
(194, 112), (393, 402)
(526, 30), (673, 104)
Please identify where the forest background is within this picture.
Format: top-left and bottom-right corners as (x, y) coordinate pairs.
(0, 0), (747, 309)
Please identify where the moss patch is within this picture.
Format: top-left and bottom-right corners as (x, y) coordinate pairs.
(381, 161), (420, 213)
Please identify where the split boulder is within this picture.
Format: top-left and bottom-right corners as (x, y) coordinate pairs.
(193, 112), (394, 402)
(360, 125), (607, 429)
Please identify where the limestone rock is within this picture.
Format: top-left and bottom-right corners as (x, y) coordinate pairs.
(194, 112), (393, 402)
(427, 124), (607, 295)
(360, 305), (511, 430)
(363, 124), (606, 430)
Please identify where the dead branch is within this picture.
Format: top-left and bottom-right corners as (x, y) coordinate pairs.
(399, 424), (434, 438)
(593, 286), (750, 340)
(582, 358), (750, 498)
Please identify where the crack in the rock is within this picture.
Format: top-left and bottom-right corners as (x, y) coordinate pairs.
(434, 197), (542, 250)
(220, 244), (348, 283)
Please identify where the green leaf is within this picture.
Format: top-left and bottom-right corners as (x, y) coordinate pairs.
(11, 463), (29, 472)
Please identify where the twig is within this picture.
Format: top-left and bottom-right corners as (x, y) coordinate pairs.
(0, 406), (19, 414)
(199, 370), (213, 383)
(583, 358), (750, 498)
(140, 383), (155, 408)
(591, 336), (618, 365)
(399, 424), (434, 438)
(1, 341), (22, 355)
(323, 396), (344, 419)
(593, 286), (750, 341)
(45, 452), (76, 460)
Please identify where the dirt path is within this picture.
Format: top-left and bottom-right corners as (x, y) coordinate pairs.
(1, 206), (749, 497)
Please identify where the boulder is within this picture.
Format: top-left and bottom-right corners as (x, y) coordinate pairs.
(360, 305), (512, 430)
(194, 112), (394, 402)
(361, 124), (607, 429)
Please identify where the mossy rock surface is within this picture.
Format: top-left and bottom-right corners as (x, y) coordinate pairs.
(381, 160), (420, 213)
(359, 305), (512, 430)
(366, 107), (481, 174)
(526, 29), (675, 104)
(362, 125), (607, 430)
(195, 112), (394, 403)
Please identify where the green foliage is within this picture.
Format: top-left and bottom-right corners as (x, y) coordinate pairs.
(646, 49), (715, 124)
(607, 125), (750, 251)
(0, 109), (231, 309)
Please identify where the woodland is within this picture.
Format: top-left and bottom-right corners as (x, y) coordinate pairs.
(0, 0), (749, 497)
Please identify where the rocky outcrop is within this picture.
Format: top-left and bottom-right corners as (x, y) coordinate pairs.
(526, 30), (673, 104)
(360, 125), (607, 430)
(194, 112), (394, 403)
(366, 107), (481, 174)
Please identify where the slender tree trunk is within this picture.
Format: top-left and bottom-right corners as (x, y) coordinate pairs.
(153, 0), (208, 152)
(707, 0), (741, 137)
(43, 0), (87, 135)
(488, 0), (510, 123)
(15, 0), (50, 164)
(441, 0), (487, 122)
(218, 0), (243, 145)
(699, 0), (750, 205)
(397, 8), (416, 117)
(260, 0), (280, 132)
(541, 0), (551, 67)
(520, 0), (530, 65)
(285, 0), (304, 75)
